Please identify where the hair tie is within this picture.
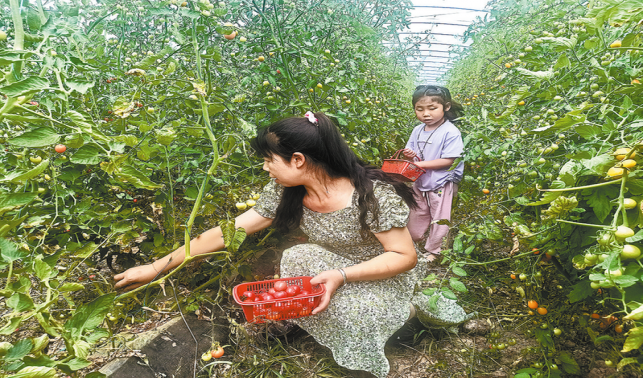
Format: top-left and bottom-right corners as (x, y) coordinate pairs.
(304, 111), (318, 126)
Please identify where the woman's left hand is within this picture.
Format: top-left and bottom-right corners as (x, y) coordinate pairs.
(310, 269), (345, 315)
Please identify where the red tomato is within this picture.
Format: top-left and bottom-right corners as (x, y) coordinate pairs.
(298, 290), (311, 297)
(274, 281), (288, 292)
(210, 346), (224, 359)
(254, 297), (262, 302)
(286, 285), (301, 296)
(268, 288), (277, 295)
(274, 291), (287, 299)
(263, 294), (274, 301)
(243, 291), (255, 300)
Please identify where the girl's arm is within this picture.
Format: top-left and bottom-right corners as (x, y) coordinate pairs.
(113, 209), (273, 291)
(310, 226), (417, 314)
(416, 157), (455, 170)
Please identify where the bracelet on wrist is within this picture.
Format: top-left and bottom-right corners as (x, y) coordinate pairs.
(337, 268), (347, 286)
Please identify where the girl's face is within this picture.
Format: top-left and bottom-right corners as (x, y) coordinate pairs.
(262, 154), (301, 186)
(414, 96), (450, 128)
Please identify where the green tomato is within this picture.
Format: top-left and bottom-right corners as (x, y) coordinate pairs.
(621, 245), (641, 259)
(623, 198), (637, 210)
(615, 226), (634, 240)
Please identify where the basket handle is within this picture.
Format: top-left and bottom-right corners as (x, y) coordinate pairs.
(391, 149), (420, 162)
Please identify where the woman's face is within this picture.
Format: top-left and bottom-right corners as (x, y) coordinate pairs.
(262, 154), (301, 186)
(414, 96), (450, 128)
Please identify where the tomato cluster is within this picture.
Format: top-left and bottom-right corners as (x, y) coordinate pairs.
(242, 281), (317, 322)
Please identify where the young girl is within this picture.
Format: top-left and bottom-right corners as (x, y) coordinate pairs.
(402, 85), (464, 262)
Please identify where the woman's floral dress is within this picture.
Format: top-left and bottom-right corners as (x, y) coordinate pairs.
(254, 179), (472, 378)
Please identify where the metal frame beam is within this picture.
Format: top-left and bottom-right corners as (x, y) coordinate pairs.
(411, 5), (489, 12)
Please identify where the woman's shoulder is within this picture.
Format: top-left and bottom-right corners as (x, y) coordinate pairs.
(371, 179), (401, 198)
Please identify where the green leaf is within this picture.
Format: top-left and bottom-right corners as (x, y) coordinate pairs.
(534, 329), (554, 349)
(6, 339), (33, 361)
(219, 220), (246, 253)
(0, 214), (29, 238)
(65, 79), (95, 94)
(6, 293), (35, 312)
(64, 293), (116, 339)
(8, 128), (60, 147)
(0, 239), (27, 262)
(35, 313), (60, 338)
(575, 125), (601, 139)
(7, 366), (56, 378)
(613, 275), (639, 287)
(541, 36), (577, 51)
(621, 327), (643, 352)
(73, 242), (99, 259)
(0, 317), (23, 335)
(0, 52), (23, 66)
(526, 181), (566, 206)
(71, 340), (91, 360)
(617, 357), (639, 369)
(113, 166), (163, 190)
(568, 280), (592, 303)
(451, 266), (467, 276)
(70, 143), (103, 165)
(57, 357), (92, 372)
(514, 67), (554, 80)
(554, 53), (570, 69)
(85, 372), (107, 378)
(0, 77), (50, 97)
(582, 185), (615, 222)
(428, 292), (439, 310)
(441, 288), (457, 300)
(113, 135), (138, 147)
(0, 160), (49, 184)
(580, 154), (613, 175)
(558, 351), (580, 374)
(34, 256), (55, 281)
(449, 278), (468, 292)
(423, 273), (437, 281)
(58, 283), (84, 292)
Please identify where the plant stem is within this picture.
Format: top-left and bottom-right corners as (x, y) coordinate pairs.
(555, 219), (612, 229)
(538, 178), (622, 192)
(460, 250), (535, 266)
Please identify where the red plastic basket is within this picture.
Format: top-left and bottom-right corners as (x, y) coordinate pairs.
(233, 276), (325, 323)
(381, 150), (426, 182)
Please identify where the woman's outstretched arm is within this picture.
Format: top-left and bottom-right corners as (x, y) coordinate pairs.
(113, 209), (273, 291)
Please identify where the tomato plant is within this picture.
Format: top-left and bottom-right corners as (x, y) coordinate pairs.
(0, 0), (419, 374)
(446, 0), (643, 372)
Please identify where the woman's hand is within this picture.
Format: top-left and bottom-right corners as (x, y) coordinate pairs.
(309, 269), (345, 315)
(113, 264), (159, 292)
(402, 148), (417, 160)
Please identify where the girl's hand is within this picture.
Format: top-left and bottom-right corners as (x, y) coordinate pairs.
(309, 269), (345, 314)
(402, 148), (417, 160)
(114, 264), (159, 292)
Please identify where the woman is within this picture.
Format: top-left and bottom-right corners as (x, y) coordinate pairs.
(114, 112), (469, 378)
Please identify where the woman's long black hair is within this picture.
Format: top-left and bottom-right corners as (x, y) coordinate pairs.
(250, 112), (417, 239)
(412, 85), (464, 123)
